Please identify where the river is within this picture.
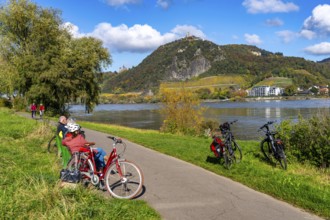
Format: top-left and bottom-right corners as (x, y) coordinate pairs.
(69, 98), (330, 140)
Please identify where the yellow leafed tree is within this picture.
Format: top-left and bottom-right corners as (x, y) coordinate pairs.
(159, 84), (205, 136)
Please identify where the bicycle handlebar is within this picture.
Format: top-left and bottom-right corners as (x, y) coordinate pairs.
(226, 120), (238, 125)
(107, 136), (123, 143)
(259, 120), (277, 130)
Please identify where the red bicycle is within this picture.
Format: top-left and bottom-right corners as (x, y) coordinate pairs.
(66, 136), (144, 199)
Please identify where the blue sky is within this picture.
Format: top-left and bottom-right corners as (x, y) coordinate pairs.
(31, 0), (330, 72)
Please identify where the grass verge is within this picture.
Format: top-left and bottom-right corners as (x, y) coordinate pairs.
(77, 120), (330, 219)
(0, 108), (160, 220)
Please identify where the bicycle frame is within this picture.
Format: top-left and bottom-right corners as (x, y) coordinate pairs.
(260, 123), (277, 153)
(66, 136), (143, 199)
(78, 141), (122, 185)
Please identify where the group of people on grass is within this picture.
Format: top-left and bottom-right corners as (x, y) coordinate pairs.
(30, 103), (45, 119)
(57, 116), (107, 171)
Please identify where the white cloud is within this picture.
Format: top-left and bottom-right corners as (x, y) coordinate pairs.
(61, 22), (86, 38)
(67, 22), (206, 53)
(300, 29), (316, 40)
(304, 42), (330, 55)
(265, 18), (283, 27)
(276, 30), (298, 43)
(303, 4), (330, 35)
(90, 23), (172, 53)
(105, 0), (141, 7)
(244, 34), (262, 45)
(157, 0), (171, 9)
(242, 0), (299, 14)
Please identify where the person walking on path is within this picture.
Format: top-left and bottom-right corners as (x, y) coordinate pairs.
(39, 103), (45, 119)
(30, 103), (37, 118)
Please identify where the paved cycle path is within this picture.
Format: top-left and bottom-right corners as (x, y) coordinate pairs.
(83, 127), (323, 220)
(17, 113), (323, 220)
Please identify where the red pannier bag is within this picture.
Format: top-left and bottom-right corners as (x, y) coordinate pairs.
(210, 136), (224, 158)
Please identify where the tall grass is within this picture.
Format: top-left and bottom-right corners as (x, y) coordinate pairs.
(0, 108), (160, 220)
(78, 121), (329, 219)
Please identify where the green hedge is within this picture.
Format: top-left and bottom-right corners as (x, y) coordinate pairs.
(278, 115), (330, 168)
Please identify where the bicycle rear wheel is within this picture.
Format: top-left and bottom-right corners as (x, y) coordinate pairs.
(276, 145), (287, 170)
(67, 154), (94, 181)
(47, 135), (57, 154)
(105, 160), (143, 199)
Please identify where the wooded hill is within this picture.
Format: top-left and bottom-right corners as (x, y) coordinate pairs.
(102, 36), (330, 93)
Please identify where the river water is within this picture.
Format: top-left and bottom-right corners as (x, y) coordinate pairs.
(70, 98), (330, 140)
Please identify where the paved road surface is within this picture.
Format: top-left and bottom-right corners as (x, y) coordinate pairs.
(83, 128), (323, 220)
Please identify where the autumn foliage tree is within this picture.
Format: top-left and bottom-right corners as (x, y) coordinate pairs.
(159, 84), (205, 136)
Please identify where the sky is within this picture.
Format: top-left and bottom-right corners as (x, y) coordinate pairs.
(28, 0), (330, 72)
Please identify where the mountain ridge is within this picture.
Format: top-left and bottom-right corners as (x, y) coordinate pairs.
(102, 36), (330, 93)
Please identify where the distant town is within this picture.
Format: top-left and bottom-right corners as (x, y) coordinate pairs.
(247, 85), (329, 97)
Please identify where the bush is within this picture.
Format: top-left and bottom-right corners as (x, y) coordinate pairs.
(277, 115), (330, 168)
(159, 85), (205, 136)
(0, 98), (11, 108)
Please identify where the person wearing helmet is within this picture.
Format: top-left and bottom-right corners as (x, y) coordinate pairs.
(62, 123), (107, 170)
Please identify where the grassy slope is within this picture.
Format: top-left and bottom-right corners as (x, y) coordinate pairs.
(77, 121), (329, 219)
(255, 77), (293, 88)
(161, 75), (248, 91)
(0, 108), (160, 220)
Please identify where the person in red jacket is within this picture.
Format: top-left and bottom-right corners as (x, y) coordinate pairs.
(62, 123), (107, 170)
(39, 103), (45, 119)
(30, 103), (37, 118)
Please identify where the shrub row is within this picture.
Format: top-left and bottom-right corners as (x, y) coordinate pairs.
(277, 115), (330, 168)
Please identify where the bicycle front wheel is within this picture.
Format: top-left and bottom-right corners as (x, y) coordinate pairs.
(223, 150), (235, 169)
(232, 141), (242, 163)
(260, 139), (274, 163)
(47, 135), (57, 154)
(105, 160), (144, 199)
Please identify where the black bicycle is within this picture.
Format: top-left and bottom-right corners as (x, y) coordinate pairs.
(258, 121), (287, 170)
(220, 120), (242, 169)
(47, 134), (58, 154)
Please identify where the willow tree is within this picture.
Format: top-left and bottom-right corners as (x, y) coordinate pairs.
(0, 0), (111, 114)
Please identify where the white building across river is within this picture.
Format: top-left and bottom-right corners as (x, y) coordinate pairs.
(248, 86), (284, 97)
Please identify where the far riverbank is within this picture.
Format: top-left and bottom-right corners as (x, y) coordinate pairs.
(70, 98), (330, 140)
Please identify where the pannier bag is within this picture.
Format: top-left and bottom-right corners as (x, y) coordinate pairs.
(275, 139), (285, 150)
(210, 137), (224, 158)
(60, 169), (81, 183)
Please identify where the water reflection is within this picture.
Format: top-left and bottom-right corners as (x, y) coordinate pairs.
(71, 99), (330, 140)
